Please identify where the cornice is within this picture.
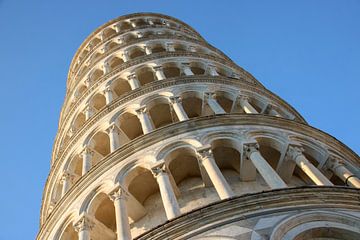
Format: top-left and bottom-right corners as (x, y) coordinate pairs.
(69, 25), (205, 82)
(40, 114), (359, 228)
(136, 187), (360, 239)
(68, 33), (230, 90)
(52, 76), (303, 165)
(67, 12), (205, 85)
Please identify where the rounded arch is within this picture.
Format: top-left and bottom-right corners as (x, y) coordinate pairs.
(214, 90), (236, 113)
(136, 66), (156, 86)
(111, 77), (131, 98)
(54, 212), (78, 240)
(270, 211), (360, 240)
(248, 130), (288, 170)
(179, 90), (204, 118)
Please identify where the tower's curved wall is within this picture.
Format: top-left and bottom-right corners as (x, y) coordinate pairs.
(38, 13), (360, 240)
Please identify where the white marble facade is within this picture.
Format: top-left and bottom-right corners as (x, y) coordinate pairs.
(37, 13), (360, 240)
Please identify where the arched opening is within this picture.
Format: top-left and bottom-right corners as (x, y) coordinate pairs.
(181, 92), (203, 118)
(102, 28), (116, 39)
(59, 223), (77, 240)
(124, 166), (165, 236)
(90, 52), (102, 65)
(106, 41), (119, 52)
(173, 44), (187, 52)
(112, 79), (131, 98)
(88, 193), (117, 239)
(89, 38), (101, 49)
(89, 69), (104, 83)
(125, 33), (136, 42)
(121, 22), (131, 31)
(294, 227), (360, 240)
(163, 65), (180, 78)
(118, 112), (143, 140)
(129, 47), (145, 59)
(151, 44), (166, 53)
(135, 19), (147, 27)
(91, 93), (106, 111)
(215, 92), (234, 113)
(256, 137), (282, 170)
(67, 154), (82, 181)
(190, 63), (206, 75)
(76, 84), (87, 97)
(51, 179), (63, 204)
(148, 101), (173, 128)
(73, 112), (86, 130)
(137, 67), (155, 86)
(91, 132), (110, 157)
(247, 97), (263, 113)
(216, 67), (230, 77)
(108, 56), (124, 70)
(211, 139), (240, 190)
(167, 147), (204, 202)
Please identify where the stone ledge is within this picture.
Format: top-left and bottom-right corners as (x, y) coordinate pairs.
(135, 186), (360, 239)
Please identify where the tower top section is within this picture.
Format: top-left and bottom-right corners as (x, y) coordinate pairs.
(67, 12), (206, 87)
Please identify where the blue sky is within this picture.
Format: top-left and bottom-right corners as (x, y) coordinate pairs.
(0, 1), (359, 239)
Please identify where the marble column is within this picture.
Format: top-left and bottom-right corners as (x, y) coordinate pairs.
(80, 147), (93, 175)
(151, 163), (181, 219)
(136, 107), (154, 134)
(60, 171), (74, 196)
(181, 63), (194, 76)
(153, 65), (166, 80)
(144, 45), (152, 55)
(239, 96), (258, 114)
(73, 215), (94, 240)
(207, 64), (219, 76)
(102, 62), (110, 74)
(286, 146), (333, 186)
(243, 143), (287, 189)
(169, 96), (189, 121)
(84, 104), (95, 120)
(106, 124), (121, 152)
(114, 23), (121, 33)
(122, 51), (130, 62)
(327, 157), (360, 188)
(205, 92), (226, 114)
(103, 86), (113, 104)
(166, 42), (175, 52)
(127, 73), (141, 90)
(263, 104), (281, 117)
(109, 186), (131, 240)
(197, 146), (234, 199)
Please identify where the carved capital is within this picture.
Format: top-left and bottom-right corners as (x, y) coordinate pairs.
(135, 106), (147, 115)
(285, 145), (304, 161)
(73, 215), (94, 232)
(204, 92), (216, 99)
(239, 95), (250, 103)
(109, 185), (128, 202)
(106, 123), (119, 135)
(326, 155), (344, 170)
(102, 86), (112, 94)
(196, 145), (213, 162)
(127, 73), (137, 81)
(60, 170), (74, 183)
(80, 146), (94, 157)
(151, 162), (167, 178)
(243, 142), (259, 160)
(169, 96), (182, 104)
(152, 65), (163, 71)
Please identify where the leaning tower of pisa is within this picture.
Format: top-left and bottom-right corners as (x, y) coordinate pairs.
(38, 13), (360, 240)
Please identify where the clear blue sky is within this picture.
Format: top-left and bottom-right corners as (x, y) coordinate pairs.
(0, 1), (359, 239)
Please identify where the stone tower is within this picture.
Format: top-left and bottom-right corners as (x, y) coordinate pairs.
(38, 13), (360, 240)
